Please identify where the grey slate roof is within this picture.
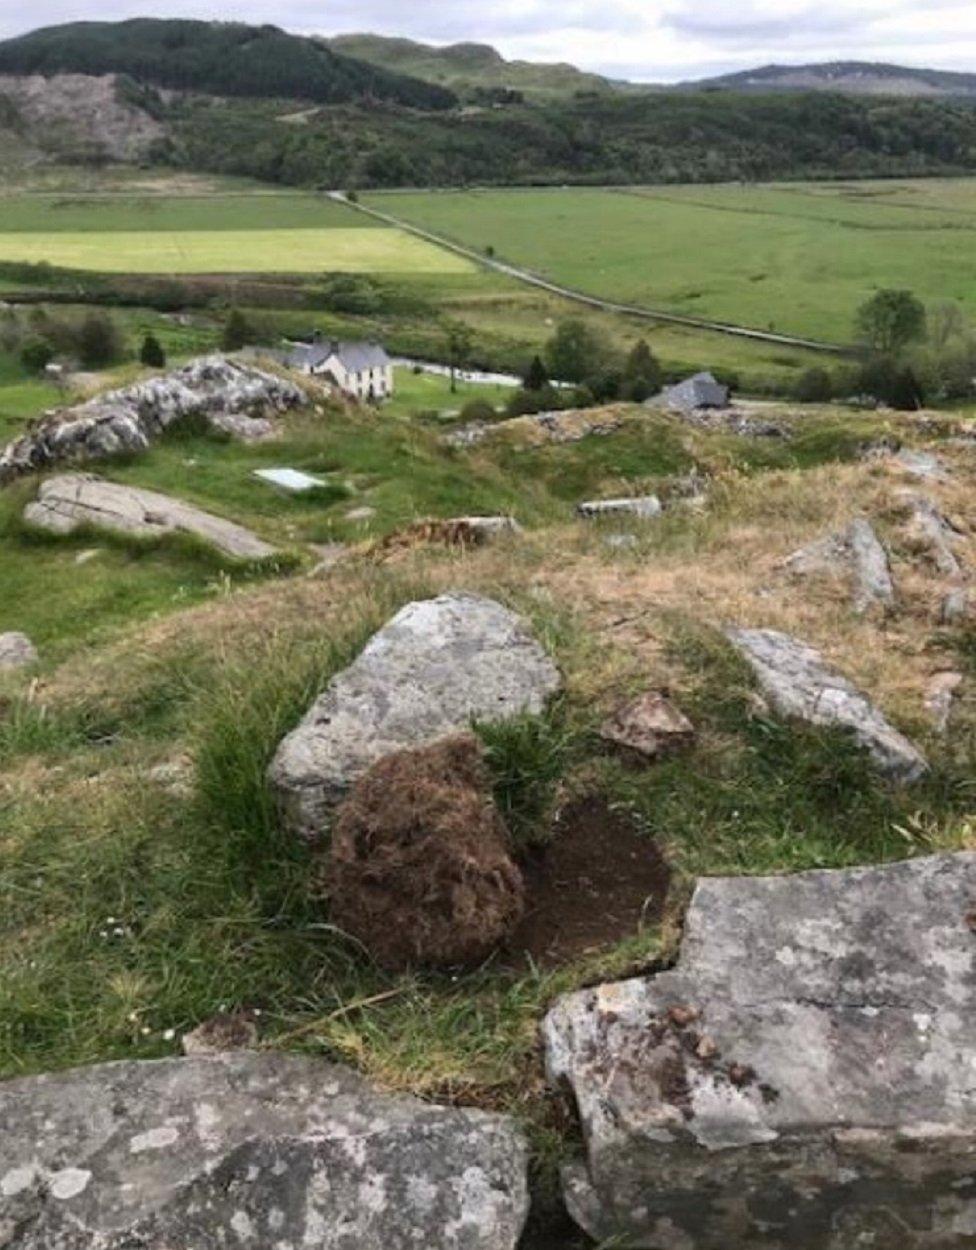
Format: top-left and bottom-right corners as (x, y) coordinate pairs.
(286, 340), (390, 374)
(661, 371), (729, 412)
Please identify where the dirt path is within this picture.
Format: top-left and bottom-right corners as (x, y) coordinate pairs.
(331, 191), (848, 356)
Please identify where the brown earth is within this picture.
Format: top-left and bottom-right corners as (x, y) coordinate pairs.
(508, 795), (670, 969)
(323, 734), (525, 971)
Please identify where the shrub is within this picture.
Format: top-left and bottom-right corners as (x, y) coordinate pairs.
(139, 332), (166, 368)
(20, 336), (54, 373)
(459, 398), (497, 422)
(220, 308), (255, 352)
(794, 367), (834, 403)
(77, 311), (125, 368)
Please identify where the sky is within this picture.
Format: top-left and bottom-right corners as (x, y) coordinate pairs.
(2, 0), (976, 82)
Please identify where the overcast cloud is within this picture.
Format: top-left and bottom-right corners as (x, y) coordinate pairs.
(2, 0), (975, 82)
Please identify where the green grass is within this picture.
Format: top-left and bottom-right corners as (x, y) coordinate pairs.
(0, 227), (472, 275)
(0, 192), (374, 233)
(384, 366), (515, 419)
(365, 180), (976, 343)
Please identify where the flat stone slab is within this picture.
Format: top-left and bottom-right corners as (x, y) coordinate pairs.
(270, 593), (562, 839)
(544, 852), (976, 1249)
(785, 518), (895, 613)
(253, 467), (327, 492)
(0, 355), (305, 484)
(726, 627), (927, 781)
(25, 474), (277, 562)
(0, 631), (37, 671)
(0, 1052), (529, 1250)
(577, 496), (663, 520)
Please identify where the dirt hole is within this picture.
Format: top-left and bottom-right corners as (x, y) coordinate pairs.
(507, 794), (670, 970)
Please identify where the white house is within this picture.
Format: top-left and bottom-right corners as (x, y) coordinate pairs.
(286, 337), (394, 402)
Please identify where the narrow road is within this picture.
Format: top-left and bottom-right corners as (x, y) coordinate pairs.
(330, 192), (848, 356)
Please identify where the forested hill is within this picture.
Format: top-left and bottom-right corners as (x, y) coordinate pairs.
(0, 19), (457, 110)
(173, 90), (976, 189)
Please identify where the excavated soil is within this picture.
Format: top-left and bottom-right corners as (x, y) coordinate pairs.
(508, 795), (670, 969)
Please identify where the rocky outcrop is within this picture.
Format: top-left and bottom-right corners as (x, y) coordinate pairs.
(784, 518), (895, 613)
(270, 593), (562, 839)
(599, 691), (695, 762)
(0, 1052), (529, 1250)
(0, 73), (164, 163)
(25, 474), (277, 562)
(0, 631), (37, 671)
(577, 496), (662, 520)
(0, 357), (305, 484)
(726, 627), (927, 781)
(544, 852), (976, 1250)
(900, 492), (965, 578)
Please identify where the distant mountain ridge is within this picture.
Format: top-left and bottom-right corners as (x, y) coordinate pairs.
(0, 19), (457, 110)
(684, 61), (976, 98)
(325, 33), (614, 100)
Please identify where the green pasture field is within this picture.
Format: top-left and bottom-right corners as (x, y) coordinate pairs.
(364, 180), (976, 343)
(0, 192), (470, 275)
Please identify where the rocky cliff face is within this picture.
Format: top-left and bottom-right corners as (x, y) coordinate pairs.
(0, 72), (164, 163)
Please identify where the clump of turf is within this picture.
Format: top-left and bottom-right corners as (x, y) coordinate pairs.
(322, 734), (525, 970)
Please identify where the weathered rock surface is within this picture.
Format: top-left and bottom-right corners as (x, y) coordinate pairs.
(785, 518), (895, 613)
(925, 670), (963, 733)
(0, 1052), (529, 1250)
(544, 852), (976, 1250)
(0, 356), (305, 483)
(577, 496), (663, 521)
(941, 587), (970, 624)
(0, 632), (38, 671)
(270, 593), (562, 839)
(894, 448), (949, 482)
(25, 474), (277, 562)
(600, 691), (695, 762)
(726, 627), (927, 781)
(900, 492), (965, 578)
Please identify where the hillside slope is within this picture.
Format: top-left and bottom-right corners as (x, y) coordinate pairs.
(326, 33), (614, 100)
(691, 61), (976, 99)
(0, 19), (457, 110)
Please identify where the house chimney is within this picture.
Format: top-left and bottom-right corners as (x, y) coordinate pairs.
(330, 340), (341, 357)
(311, 328), (322, 344)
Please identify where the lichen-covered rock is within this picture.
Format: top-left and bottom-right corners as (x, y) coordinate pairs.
(544, 853), (976, 1250)
(785, 518), (895, 613)
(0, 1052), (529, 1250)
(0, 632), (38, 671)
(270, 593), (562, 840)
(599, 691), (695, 762)
(0, 356), (305, 483)
(726, 627), (927, 781)
(24, 474), (276, 562)
(900, 492), (965, 578)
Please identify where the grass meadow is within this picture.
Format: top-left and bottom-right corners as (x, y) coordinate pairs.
(0, 192), (470, 274)
(365, 179), (976, 343)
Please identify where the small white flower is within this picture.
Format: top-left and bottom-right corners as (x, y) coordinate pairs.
(162, 1029), (176, 1042)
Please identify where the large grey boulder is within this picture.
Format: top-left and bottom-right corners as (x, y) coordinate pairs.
(0, 632), (37, 671)
(25, 474), (276, 562)
(784, 518), (895, 613)
(726, 627), (927, 781)
(270, 593), (562, 839)
(0, 1052), (528, 1250)
(544, 852), (976, 1250)
(0, 356), (305, 484)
